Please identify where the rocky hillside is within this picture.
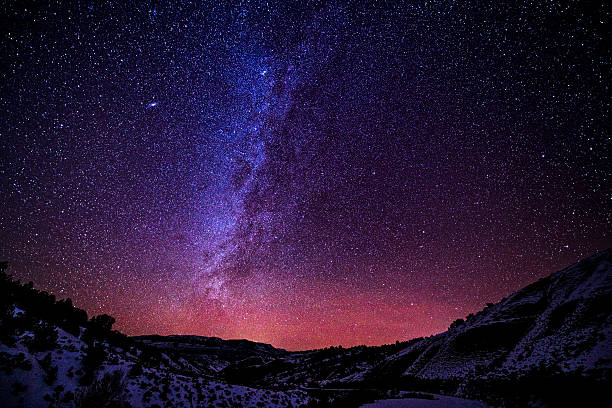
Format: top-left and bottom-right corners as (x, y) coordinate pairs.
(0, 263), (310, 408)
(1, 249), (610, 407)
(152, 249), (611, 406)
(362, 248), (612, 406)
(133, 335), (287, 375)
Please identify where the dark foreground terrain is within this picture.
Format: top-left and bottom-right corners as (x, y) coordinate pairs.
(1, 249), (611, 407)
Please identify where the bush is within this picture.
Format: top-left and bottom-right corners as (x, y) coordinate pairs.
(80, 345), (107, 385)
(0, 351), (32, 374)
(55, 298), (88, 335)
(37, 353), (58, 384)
(128, 362), (143, 377)
(38, 352), (53, 369)
(62, 391), (75, 403)
(75, 371), (129, 408)
(449, 318), (465, 329)
(10, 381), (27, 396)
(29, 322), (58, 351)
(44, 364), (58, 384)
(90, 314), (115, 332)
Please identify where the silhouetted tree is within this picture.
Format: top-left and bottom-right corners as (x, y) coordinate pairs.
(90, 314), (115, 332)
(449, 318), (465, 329)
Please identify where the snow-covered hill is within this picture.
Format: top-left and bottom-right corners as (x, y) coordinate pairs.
(178, 250), (611, 406)
(133, 334), (287, 375)
(1, 249), (610, 407)
(360, 249), (612, 405)
(0, 327), (308, 407)
(0, 265), (310, 408)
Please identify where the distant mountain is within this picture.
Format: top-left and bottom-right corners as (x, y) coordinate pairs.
(1, 250), (610, 407)
(165, 249), (612, 406)
(133, 335), (287, 375)
(0, 264), (309, 408)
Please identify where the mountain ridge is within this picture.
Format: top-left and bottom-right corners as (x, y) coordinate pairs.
(1, 249), (610, 407)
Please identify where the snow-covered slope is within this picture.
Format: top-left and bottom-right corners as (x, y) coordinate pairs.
(207, 250), (611, 399)
(188, 250), (611, 406)
(1, 250), (610, 407)
(355, 248), (612, 406)
(0, 327), (308, 408)
(374, 248), (611, 381)
(0, 267), (310, 408)
(133, 334), (287, 374)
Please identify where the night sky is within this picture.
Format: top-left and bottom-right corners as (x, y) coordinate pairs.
(1, 1), (610, 350)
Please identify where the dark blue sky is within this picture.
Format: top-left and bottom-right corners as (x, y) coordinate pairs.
(1, 1), (610, 349)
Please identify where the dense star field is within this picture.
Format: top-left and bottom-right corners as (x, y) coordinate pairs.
(1, 1), (610, 350)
